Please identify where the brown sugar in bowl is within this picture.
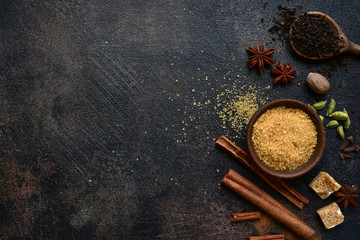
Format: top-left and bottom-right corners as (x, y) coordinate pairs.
(245, 99), (326, 179)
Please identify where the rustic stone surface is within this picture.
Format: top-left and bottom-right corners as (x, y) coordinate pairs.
(1, 0), (359, 239)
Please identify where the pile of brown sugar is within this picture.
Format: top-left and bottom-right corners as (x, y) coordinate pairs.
(252, 106), (317, 171)
(216, 84), (270, 138)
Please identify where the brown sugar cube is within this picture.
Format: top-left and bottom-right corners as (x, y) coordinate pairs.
(309, 172), (341, 199)
(317, 202), (344, 229)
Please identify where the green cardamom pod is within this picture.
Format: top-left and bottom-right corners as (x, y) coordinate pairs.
(319, 115), (324, 122)
(329, 111), (348, 121)
(337, 126), (345, 140)
(343, 108), (351, 129)
(326, 120), (339, 128)
(312, 100), (327, 110)
(308, 104), (316, 111)
(326, 99), (336, 116)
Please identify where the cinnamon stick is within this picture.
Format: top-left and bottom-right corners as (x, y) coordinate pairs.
(216, 135), (309, 209)
(230, 211), (260, 222)
(249, 234), (285, 240)
(222, 169), (315, 239)
(224, 169), (299, 220)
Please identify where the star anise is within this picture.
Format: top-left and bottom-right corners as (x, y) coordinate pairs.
(333, 184), (360, 209)
(271, 62), (297, 85)
(246, 42), (276, 73)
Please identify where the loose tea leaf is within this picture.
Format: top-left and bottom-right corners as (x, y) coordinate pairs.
(268, 5), (298, 43)
(291, 14), (344, 58)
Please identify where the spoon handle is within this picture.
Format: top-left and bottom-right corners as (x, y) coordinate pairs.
(346, 42), (360, 56)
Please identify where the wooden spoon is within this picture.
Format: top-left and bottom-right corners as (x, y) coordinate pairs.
(290, 11), (360, 60)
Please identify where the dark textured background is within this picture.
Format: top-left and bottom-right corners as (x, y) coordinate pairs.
(1, 0), (360, 239)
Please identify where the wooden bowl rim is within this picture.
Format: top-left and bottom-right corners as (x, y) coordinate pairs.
(245, 99), (326, 179)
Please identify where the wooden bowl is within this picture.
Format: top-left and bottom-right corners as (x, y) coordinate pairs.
(245, 99), (326, 179)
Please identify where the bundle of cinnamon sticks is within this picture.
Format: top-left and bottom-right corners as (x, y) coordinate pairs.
(216, 135), (309, 209)
(222, 169), (315, 239)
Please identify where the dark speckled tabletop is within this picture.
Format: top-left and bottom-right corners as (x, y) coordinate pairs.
(1, 0), (360, 239)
